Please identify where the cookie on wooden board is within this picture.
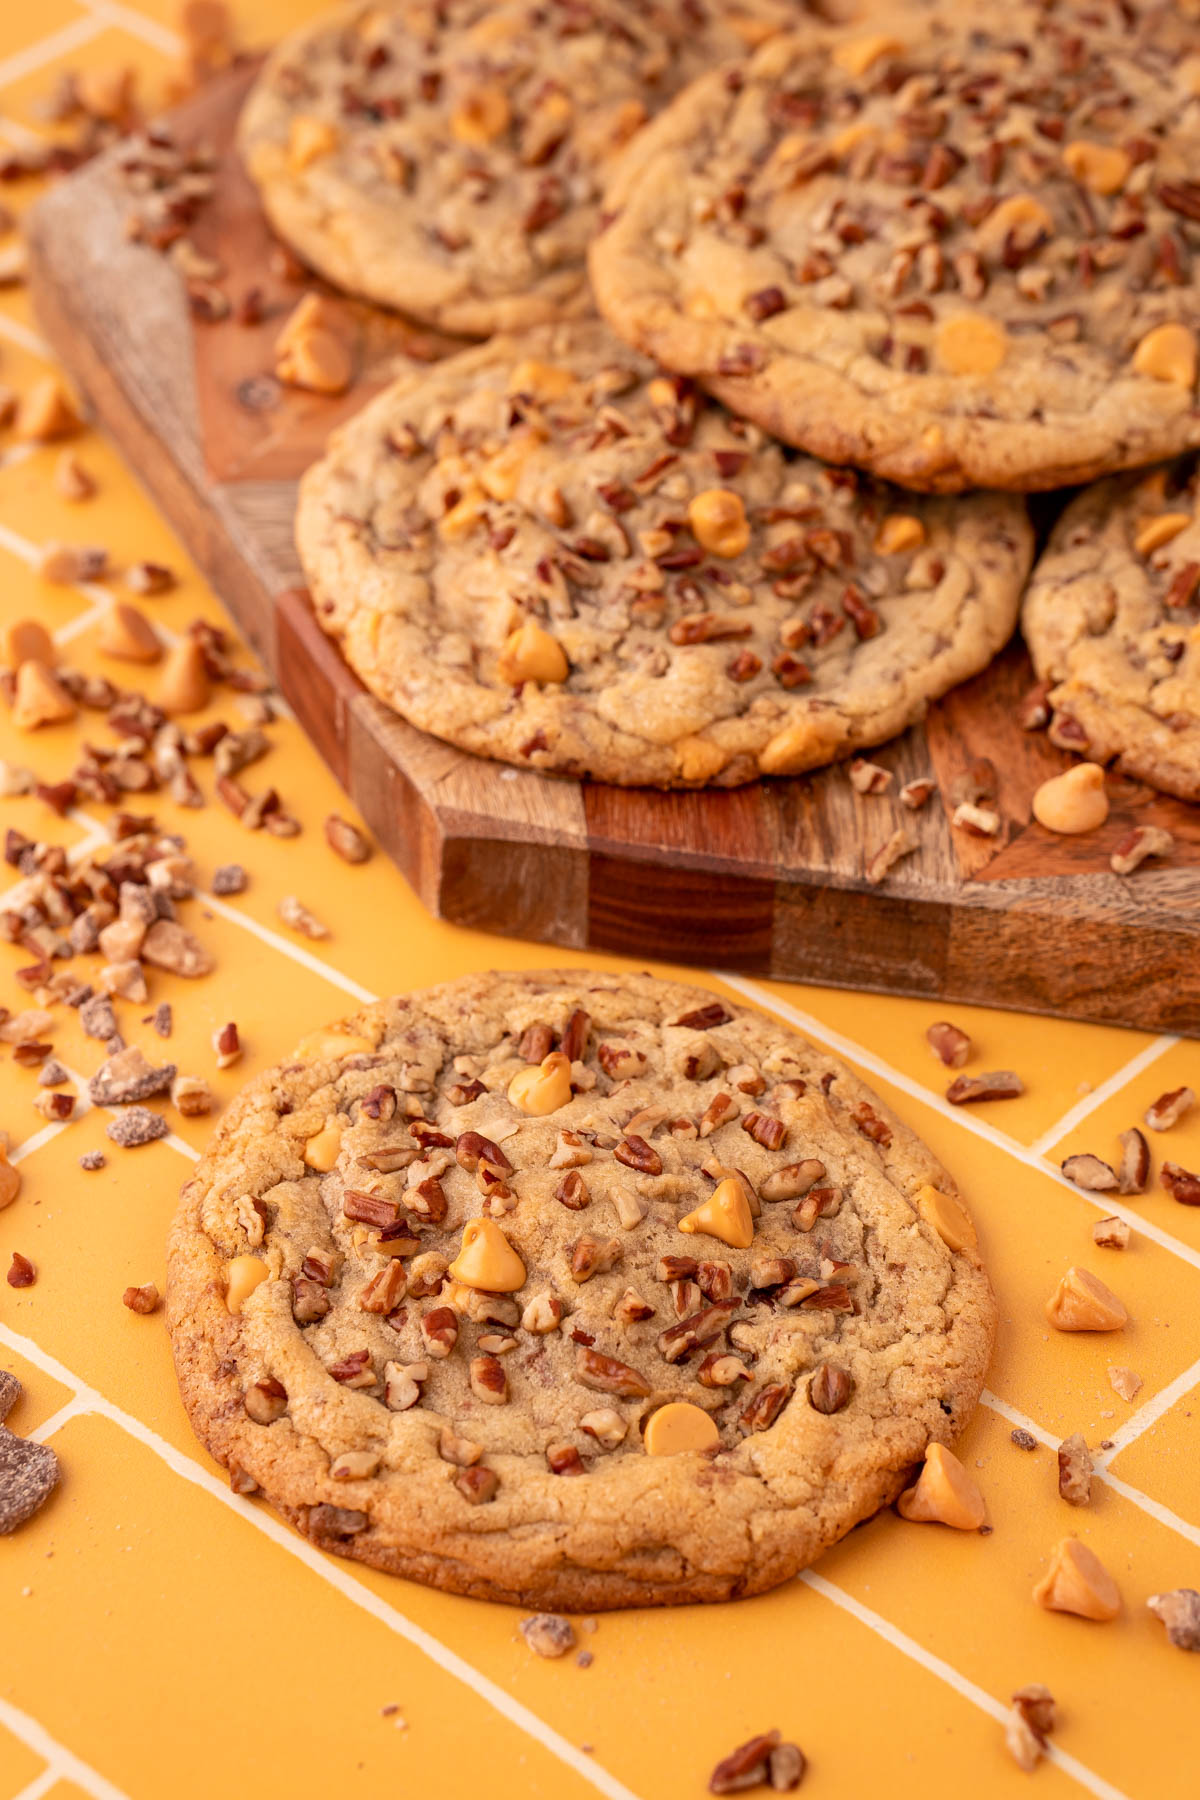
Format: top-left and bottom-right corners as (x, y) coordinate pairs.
(238, 0), (799, 337)
(589, 0), (1200, 493)
(166, 970), (996, 1609)
(1022, 457), (1200, 802)
(296, 318), (1033, 786)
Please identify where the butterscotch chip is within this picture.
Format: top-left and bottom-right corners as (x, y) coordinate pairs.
(15, 376), (80, 442)
(165, 971), (994, 1609)
(53, 452), (95, 502)
(1034, 1537), (1121, 1621)
(238, 0), (801, 338)
(2, 619), (55, 669)
(590, 5), (1200, 492)
(98, 602), (163, 664)
(1045, 1266), (1128, 1332)
(12, 661), (76, 731)
(159, 639), (211, 715)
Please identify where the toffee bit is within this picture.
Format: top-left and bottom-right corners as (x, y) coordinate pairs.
(1010, 1428), (1038, 1452)
(122, 1282), (160, 1314)
(106, 1106), (169, 1148)
(79, 1150), (107, 1172)
(210, 862), (248, 896)
(324, 813), (372, 864)
(6, 1252), (36, 1288)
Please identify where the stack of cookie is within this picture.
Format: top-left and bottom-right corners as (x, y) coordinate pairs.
(240, 0), (1200, 799)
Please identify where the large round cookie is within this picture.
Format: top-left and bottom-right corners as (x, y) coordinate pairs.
(1022, 457), (1200, 801)
(590, 1), (1200, 493)
(237, 0), (798, 337)
(167, 971), (996, 1610)
(296, 318), (1032, 786)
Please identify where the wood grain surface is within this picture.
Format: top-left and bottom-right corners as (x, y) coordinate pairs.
(24, 62), (1200, 1035)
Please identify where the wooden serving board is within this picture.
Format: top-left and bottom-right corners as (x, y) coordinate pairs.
(25, 64), (1200, 1036)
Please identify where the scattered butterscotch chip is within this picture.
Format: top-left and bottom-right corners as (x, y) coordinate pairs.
(1034, 1537), (1121, 1621)
(7, 1252), (36, 1289)
(1032, 763), (1109, 834)
(158, 639), (211, 715)
(1092, 1215), (1130, 1251)
(278, 895), (329, 940)
(1145, 1086), (1195, 1132)
(519, 1613), (575, 1658)
(2, 618), (56, 669)
(946, 1070), (1023, 1104)
(12, 660), (76, 730)
(897, 1442), (986, 1530)
(98, 601), (162, 664)
(15, 375), (80, 442)
(122, 1282), (160, 1315)
(1108, 1366), (1143, 1403)
(1045, 1266), (1128, 1332)
(1010, 1428), (1038, 1452)
(54, 452), (96, 502)
(274, 292), (353, 394)
(1147, 1588), (1200, 1652)
(324, 813), (372, 863)
(0, 1370), (60, 1533)
(1057, 1432), (1092, 1506)
(926, 1021), (970, 1069)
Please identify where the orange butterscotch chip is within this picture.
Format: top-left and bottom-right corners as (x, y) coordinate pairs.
(915, 1185), (976, 1252)
(302, 1116), (343, 1172)
(98, 601), (162, 664)
(644, 1401), (720, 1456)
(448, 1218), (527, 1292)
(274, 293), (353, 395)
(935, 314), (1008, 377)
(1045, 1265), (1128, 1331)
(288, 115), (339, 171)
(831, 33), (903, 77)
(678, 1176), (755, 1250)
(1062, 140), (1130, 195)
(496, 620), (568, 686)
(688, 488), (750, 558)
(1133, 323), (1197, 387)
(15, 376), (80, 443)
(507, 1050), (572, 1115)
(158, 639), (211, 715)
(874, 514), (925, 556)
(12, 660), (76, 730)
(897, 1442), (987, 1530)
(1, 619), (55, 669)
(1033, 1537), (1121, 1621)
(225, 1254), (268, 1315)
(451, 85), (511, 145)
(1133, 512), (1191, 556)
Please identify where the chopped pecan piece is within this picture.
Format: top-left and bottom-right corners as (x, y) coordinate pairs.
(420, 1307), (459, 1358)
(613, 1287), (655, 1325)
(699, 1092), (738, 1136)
(560, 1007), (591, 1062)
(575, 1347), (651, 1397)
(926, 1021), (971, 1069)
(759, 1160), (825, 1202)
(555, 1170), (590, 1210)
(749, 1254), (796, 1290)
(454, 1466), (499, 1504)
(469, 1354), (508, 1405)
(673, 1002), (731, 1031)
(455, 1130), (511, 1173)
(1110, 825), (1173, 874)
(1092, 1215), (1131, 1250)
(244, 1377), (287, 1424)
(656, 1254), (699, 1282)
(1145, 1087), (1195, 1132)
(570, 1234), (623, 1281)
(1161, 1161), (1200, 1205)
(946, 1070), (1024, 1104)
(742, 1110), (787, 1150)
(1116, 1126), (1150, 1194)
(359, 1263), (406, 1314)
(291, 1277), (331, 1323)
(853, 1102), (892, 1146)
(328, 1349), (375, 1388)
(342, 1189), (402, 1229)
(738, 1384), (789, 1435)
(809, 1364), (854, 1415)
(614, 1134), (662, 1175)
(657, 1300), (739, 1363)
(1061, 1153), (1118, 1192)
(697, 1352), (752, 1388)
(793, 1185), (842, 1231)
(518, 1022), (554, 1062)
(308, 1504), (368, 1539)
(408, 1176), (448, 1224)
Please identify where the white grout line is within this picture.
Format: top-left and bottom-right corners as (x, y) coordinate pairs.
(9, 1121), (70, 1165)
(75, 0), (185, 56)
(1092, 1351), (1200, 1465)
(0, 112), (47, 149)
(0, 1322), (645, 1800)
(202, 891), (380, 1005)
(53, 594), (117, 649)
(800, 1570), (1130, 1800)
(0, 1695), (129, 1800)
(0, 14), (104, 94)
(0, 312), (52, 361)
(980, 1390), (1200, 1548)
(10, 1766), (65, 1800)
(719, 973), (1200, 1274)
(28, 1395), (86, 1443)
(0, 520), (117, 625)
(1028, 1035), (1178, 1158)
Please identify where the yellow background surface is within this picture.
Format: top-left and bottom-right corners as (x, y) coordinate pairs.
(1, 7), (1198, 1798)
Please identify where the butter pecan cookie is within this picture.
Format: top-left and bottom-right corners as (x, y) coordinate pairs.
(237, 0), (796, 337)
(590, 1), (1200, 492)
(166, 971), (995, 1609)
(296, 318), (1032, 785)
(1022, 457), (1200, 800)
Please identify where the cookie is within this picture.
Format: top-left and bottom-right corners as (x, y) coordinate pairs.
(296, 318), (1032, 786)
(237, 0), (796, 337)
(1022, 457), (1200, 801)
(590, 1), (1200, 493)
(166, 970), (996, 1609)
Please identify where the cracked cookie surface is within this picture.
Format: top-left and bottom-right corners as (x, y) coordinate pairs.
(237, 0), (797, 337)
(296, 317), (1032, 786)
(166, 970), (996, 1609)
(590, 0), (1200, 493)
(1022, 455), (1200, 801)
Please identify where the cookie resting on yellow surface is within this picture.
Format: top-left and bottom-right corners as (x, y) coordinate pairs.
(166, 970), (995, 1609)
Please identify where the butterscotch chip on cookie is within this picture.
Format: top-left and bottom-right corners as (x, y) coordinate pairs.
(237, 0), (798, 337)
(1022, 457), (1200, 801)
(166, 970), (996, 1609)
(590, 1), (1200, 492)
(296, 318), (1032, 786)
